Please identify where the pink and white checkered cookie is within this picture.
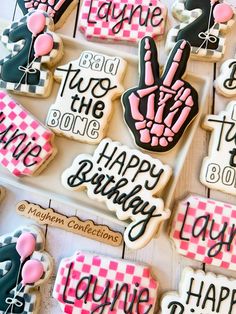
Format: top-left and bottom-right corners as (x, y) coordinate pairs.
(78, 0), (167, 44)
(0, 91), (56, 176)
(171, 194), (236, 271)
(53, 251), (158, 313)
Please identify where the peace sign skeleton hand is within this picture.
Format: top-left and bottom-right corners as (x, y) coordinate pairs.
(122, 37), (199, 152)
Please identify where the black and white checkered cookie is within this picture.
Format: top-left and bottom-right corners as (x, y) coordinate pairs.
(0, 11), (63, 97)
(0, 225), (52, 314)
(166, 0), (235, 61)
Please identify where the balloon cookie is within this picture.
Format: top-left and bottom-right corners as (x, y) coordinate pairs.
(0, 226), (52, 314)
(0, 92), (57, 177)
(78, 0), (168, 44)
(161, 267), (236, 314)
(215, 52), (236, 97)
(171, 194), (236, 271)
(62, 138), (172, 249)
(46, 51), (126, 144)
(0, 11), (63, 98)
(200, 101), (236, 196)
(166, 0), (235, 61)
(17, 0), (78, 29)
(53, 251), (159, 314)
(122, 36), (198, 153)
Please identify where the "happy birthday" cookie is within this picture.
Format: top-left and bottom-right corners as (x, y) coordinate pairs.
(62, 138), (172, 249)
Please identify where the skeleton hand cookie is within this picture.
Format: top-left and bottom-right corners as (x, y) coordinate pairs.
(0, 11), (63, 98)
(17, 0), (78, 29)
(215, 53), (236, 97)
(122, 37), (198, 152)
(166, 0), (235, 62)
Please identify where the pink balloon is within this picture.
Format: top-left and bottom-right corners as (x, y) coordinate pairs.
(21, 260), (44, 286)
(34, 33), (54, 57)
(27, 12), (46, 37)
(213, 3), (234, 23)
(16, 233), (36, 262)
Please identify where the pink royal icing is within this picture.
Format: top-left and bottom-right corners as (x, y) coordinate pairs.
(78, 0), (168, 44)
(0, 92), (56, 176)
(171, 194), (236, 271)
(53, 251), (159, 313)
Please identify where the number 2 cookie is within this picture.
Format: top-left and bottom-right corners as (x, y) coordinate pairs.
(166, 0), (235, 61)
(0, 225), (52, 314)
(215, 52), (236, 97)
(0, 11), (63, 98)
(200, 101), (236, 195)
(122, 36), (198, 153)
(46, 51), (126, 144)
(17, 0), (78, 30)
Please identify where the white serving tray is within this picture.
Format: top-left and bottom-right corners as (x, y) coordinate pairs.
(0, 34), (210, 227)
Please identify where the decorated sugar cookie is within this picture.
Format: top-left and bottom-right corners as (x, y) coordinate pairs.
(46, 51), (126, 144)
(171, 194), (236, 271)
(78, 0), (168, 44)
(0, 92), (57, 177)
(0, 226), (52, 314)
(166, 0), (235, 61)
(215, 53), (236, 97)
(17, 0), (78, 29)
(53, 251), (158, 313)
(0, 11), (63, 98)
(200, 101), (236, 195)
(161, 267), (236, 313)
(122, 37), (198, 153)
(62, 138), (172, 249)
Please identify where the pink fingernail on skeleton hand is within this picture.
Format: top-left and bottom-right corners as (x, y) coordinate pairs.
(122, 37), (199, 153)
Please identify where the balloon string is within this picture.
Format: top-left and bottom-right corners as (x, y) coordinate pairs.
(196, 4), (215, 53)
(3, 284), (24, 314)
(14, 57), (37, 90)
(9, 262), (22, 314)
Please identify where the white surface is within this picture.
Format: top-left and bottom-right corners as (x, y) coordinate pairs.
(0, 1), (236, 313)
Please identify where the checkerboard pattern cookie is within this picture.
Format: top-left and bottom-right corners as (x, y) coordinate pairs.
(0, 11), (63, 97)
(171, 194), (236, 271)
(53, 251), (158, 313)
(0, 225), (52, 314)
(0, 92), (56, 177)
(78, 0), (167, 44)
(166, 0), (235, 62)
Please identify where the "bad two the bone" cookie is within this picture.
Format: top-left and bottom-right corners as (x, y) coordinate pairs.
(46, 51), (126, 144)
(0, 92), (56, 176)
(215, 52), (236, 97)
(166, 0), (235, 61)
(200, 101), (236, 196)
(161, 267), (236, 314)
(0, 225), (52, 314)
(171, 194), (236, 271)
(78, 0), (167, 44)
(122, 36), (198, 152)
(53, 251), (158, 313)
(62, 138), (172, 249)
(0, 11), (63, 97)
